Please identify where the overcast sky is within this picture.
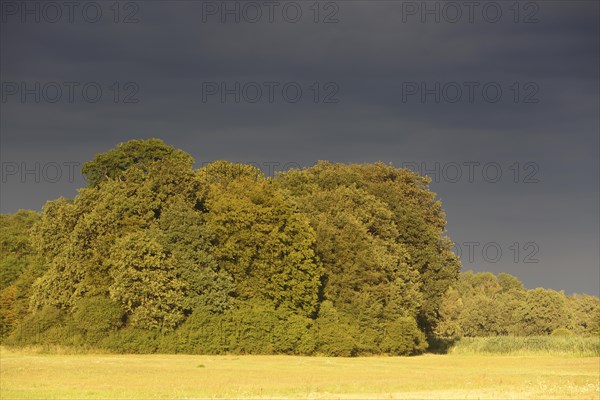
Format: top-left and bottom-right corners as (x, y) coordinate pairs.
(1, 0), (598, 296)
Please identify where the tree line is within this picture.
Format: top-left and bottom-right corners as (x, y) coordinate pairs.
(436, 272), (599, 338)
(0, 139), (597, 355)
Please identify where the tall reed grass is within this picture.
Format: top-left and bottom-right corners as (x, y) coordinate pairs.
(449, 336), (600, 356)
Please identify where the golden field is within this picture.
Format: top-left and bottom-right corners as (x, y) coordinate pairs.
(1, 346), (599, 399)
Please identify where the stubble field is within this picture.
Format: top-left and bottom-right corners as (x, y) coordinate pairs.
(1, 346), (599, 399)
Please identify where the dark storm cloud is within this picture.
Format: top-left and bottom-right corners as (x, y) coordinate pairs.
(1, 0), (598, 295)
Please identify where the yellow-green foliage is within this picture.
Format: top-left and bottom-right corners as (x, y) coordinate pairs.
(2, 139), (599, 358)
(436, 271), (600, 338)
(4, 140), (459, 356)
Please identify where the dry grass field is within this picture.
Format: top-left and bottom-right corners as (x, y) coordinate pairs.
(1, 346), (599, 399)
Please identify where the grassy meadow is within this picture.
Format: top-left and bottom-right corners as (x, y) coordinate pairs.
(448, 336), (600, 357)
(2, 338), (599, 400)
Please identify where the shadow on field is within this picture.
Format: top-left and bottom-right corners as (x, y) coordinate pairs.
(427, 336), (460, 354)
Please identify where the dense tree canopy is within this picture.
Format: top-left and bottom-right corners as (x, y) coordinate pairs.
(274, 162), (460, 334)
(1, 139), (598, 354)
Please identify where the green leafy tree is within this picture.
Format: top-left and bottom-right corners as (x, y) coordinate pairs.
(30, 140), (198, 313)
(72, 296), (125, 341)
(435, 287), (463, 337)
(15, 140), (549, 353)
(460, 295), (507, 336)
(313, 300), (359, 356)
(157, 200), (234, 313)
(380, 316), (428, 355)
(568, 294), (600, 336)
(276, 162), (460, 334)
(498, 272), (525, 293)
(0, 285), (18, 337)
(81, 138), (194, 188)
(514, 288), (571, 335)
(202, 162), (323, 316)
(0, 210), (41, 336)
(108, 231), (185, 331)
(0, 210), (40, 290)
(272, 312), (316, 355)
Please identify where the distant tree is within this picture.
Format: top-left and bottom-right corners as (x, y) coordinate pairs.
(568, 294), (600, 336)
(498, 272), (525, 293)
(435, 287), (463, 337)
(496, 291), (526, 335)
(514, 288), (571, 335)
(449, 271), (597, 338)
(460, 295), (507, 336)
